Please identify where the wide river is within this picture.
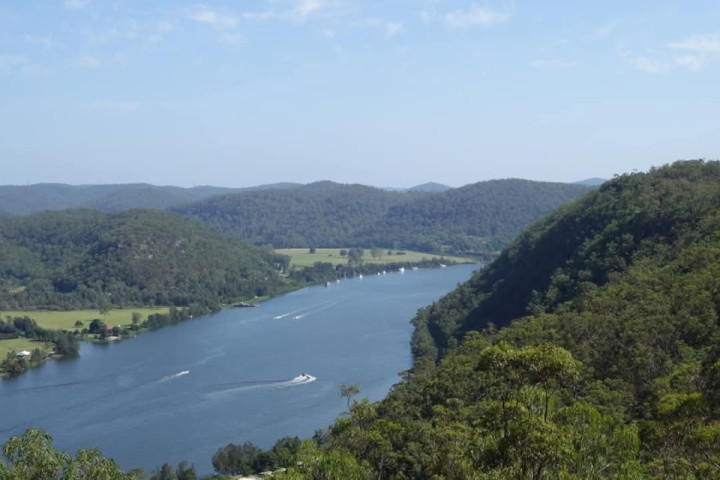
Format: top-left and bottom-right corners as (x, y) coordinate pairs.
(0, 264), (477, 475)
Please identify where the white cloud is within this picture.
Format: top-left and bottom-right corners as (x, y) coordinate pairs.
(530, 59), (577, 69)
(187, 5), (237, 29)
(157, 21), (174, 35)
(296, 0), (324, 19)
(0, 55), (26, 69)
(674, 54), (705, 71)
(76, 55), (101, 68)
(622, 33), (720, 74)
(24, 36), (56, 48)
(92, 100), (141, 112)
(668, 34), (720, 53)
(386, 21), (404, 37)
(222, 32), (244, 45)
(444, 6), (510, 30)
(243, 0), (339, 23)
(64, 0), (90, 10)
(632, 56), (669, 74)
(593, 19), (622, 39)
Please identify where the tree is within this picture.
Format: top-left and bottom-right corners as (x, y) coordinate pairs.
(99, 300), (111, 321)
(131, 312), (142, 325)
(211, 442), (262, 476)
(347, 249), (364, 265)
(341, 383), (361, 408)
(0, 427), (128, 479)
(273, 440), (371, 480)
(74, 320), (83, 328)
(150, 463), (177, 480)
(175, 461), (197, 480)
(88, 318), (106, 335)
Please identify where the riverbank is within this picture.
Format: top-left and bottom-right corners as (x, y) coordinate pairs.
(0, 264), (480, 472)
(0, 258), (476, 377)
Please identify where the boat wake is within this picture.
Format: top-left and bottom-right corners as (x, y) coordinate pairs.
(204, 374), (317, 399)
(161, 370), (190, 382)
(289, 373), (317, 384)
(281, 300), (342, 321)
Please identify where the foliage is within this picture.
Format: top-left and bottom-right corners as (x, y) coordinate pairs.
(173, 180), (591, 256)
(210, 437), (303, 476)
(0, 427), (129, 479)
(272, 160), (720, 479)
(0, 209), (289, 310)
(0, 315), (78, 374)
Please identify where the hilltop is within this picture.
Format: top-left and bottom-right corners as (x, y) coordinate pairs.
(0, 209), (287, 310)
(259, 160), (720, 479)
(174, 179), (592, 256)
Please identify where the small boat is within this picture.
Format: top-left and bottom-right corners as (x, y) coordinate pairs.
(232, 301), (257, 308)
(358, 274), (363, 279)
(324, 281), (330, 287)
(399, 267), (405, 273)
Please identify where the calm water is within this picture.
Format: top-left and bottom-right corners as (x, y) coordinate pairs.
(1, 264), (477, 474)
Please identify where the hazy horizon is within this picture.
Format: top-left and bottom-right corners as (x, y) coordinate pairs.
(0, 177), (603, 190)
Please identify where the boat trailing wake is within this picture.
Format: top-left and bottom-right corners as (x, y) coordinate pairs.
(161, 370), (190, 382)
(204, 374), (317, 399)
(274, 300), (342, 321)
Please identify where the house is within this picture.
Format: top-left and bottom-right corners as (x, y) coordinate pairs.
(16, 350), (31, 358)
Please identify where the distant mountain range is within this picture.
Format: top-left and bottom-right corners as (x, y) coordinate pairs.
(173, 179), (592, 255)
(0, 179), (594, 256)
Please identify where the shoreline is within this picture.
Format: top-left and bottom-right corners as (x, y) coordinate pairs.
(1, 261), (476, 378)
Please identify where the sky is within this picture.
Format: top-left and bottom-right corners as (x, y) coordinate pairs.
(1, 1), (719, 188)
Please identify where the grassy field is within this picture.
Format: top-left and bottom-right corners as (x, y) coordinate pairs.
(0, 337), (54, 359)
(0, 307), (170, 331)
(276, 248), (475, 268)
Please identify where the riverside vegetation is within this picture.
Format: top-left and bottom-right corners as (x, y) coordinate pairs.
(204, 160), (720, 479)
(15, 162), (720, 478)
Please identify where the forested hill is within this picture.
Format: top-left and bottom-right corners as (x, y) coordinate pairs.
(0, 182), (312, 215)
(172, 182), (426, 248)
(173, 179), (592, 255)
(262, 159), (720, 479)
(413, 160), (720, 358)
(371, 179), (591, 253)
(0, 209), (287, 310)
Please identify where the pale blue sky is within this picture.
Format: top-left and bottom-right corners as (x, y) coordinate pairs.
(1, 1), (718, 187)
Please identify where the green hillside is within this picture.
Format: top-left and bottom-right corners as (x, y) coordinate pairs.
(173, 182), (423, 248)
(262, 160), (720, 479)
(0, 209), (288, 310)
(174, 179), (592, 256)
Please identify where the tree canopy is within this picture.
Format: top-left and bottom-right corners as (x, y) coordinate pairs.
(269, 160), (720, 479)
(0, 209), (288, 310)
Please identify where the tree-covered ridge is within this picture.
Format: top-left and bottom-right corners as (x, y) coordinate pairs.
(414, 160), (720, 358)
(0, 209), (288, 310)
(375, 179), (592, 254)
(173, 182), (424, 248)
(266, 160), (720, 479)
(174, 179), (592, 255)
